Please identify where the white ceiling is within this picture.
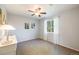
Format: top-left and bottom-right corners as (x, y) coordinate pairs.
(1, 4), (79, 19)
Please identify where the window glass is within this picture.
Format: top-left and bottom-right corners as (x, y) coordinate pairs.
(47, 20), (54, 32)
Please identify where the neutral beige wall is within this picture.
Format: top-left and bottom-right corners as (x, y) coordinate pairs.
(59, 7), (79, 51)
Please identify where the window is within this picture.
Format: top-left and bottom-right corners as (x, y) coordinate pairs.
(47, 20), (54, 32)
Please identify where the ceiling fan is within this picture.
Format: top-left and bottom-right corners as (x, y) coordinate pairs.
(28, 7), (46, 17)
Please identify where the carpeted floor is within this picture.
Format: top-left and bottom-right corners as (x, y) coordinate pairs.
(16, 39), (79, 55)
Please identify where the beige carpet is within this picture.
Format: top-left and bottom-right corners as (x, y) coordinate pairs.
(16, 39), (79, 55)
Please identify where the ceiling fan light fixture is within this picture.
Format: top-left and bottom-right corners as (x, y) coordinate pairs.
(28, 7), (46, 17)
(35, 12), (40, 16)
(35, 13), (39, 16)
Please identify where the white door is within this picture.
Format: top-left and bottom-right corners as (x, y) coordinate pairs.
(44, 17), (59, 44)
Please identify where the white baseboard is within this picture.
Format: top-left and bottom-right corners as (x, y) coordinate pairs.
(58, 43), (79, 52)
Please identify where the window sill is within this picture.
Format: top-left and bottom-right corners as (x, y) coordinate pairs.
(47, 32), (54, 33)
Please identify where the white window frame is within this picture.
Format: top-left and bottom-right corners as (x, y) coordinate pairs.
(46, 19), (54, 33)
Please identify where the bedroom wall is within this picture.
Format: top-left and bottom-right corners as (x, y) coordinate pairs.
(7, 13), (40, 43)
(39, 19), (44, 39)
(40, 7), (79, 51)
(58, 7), (79, 51)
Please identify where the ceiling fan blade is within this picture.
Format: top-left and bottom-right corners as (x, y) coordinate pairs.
(40, 12), (46, 14)
(28, 10), (34, 12)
